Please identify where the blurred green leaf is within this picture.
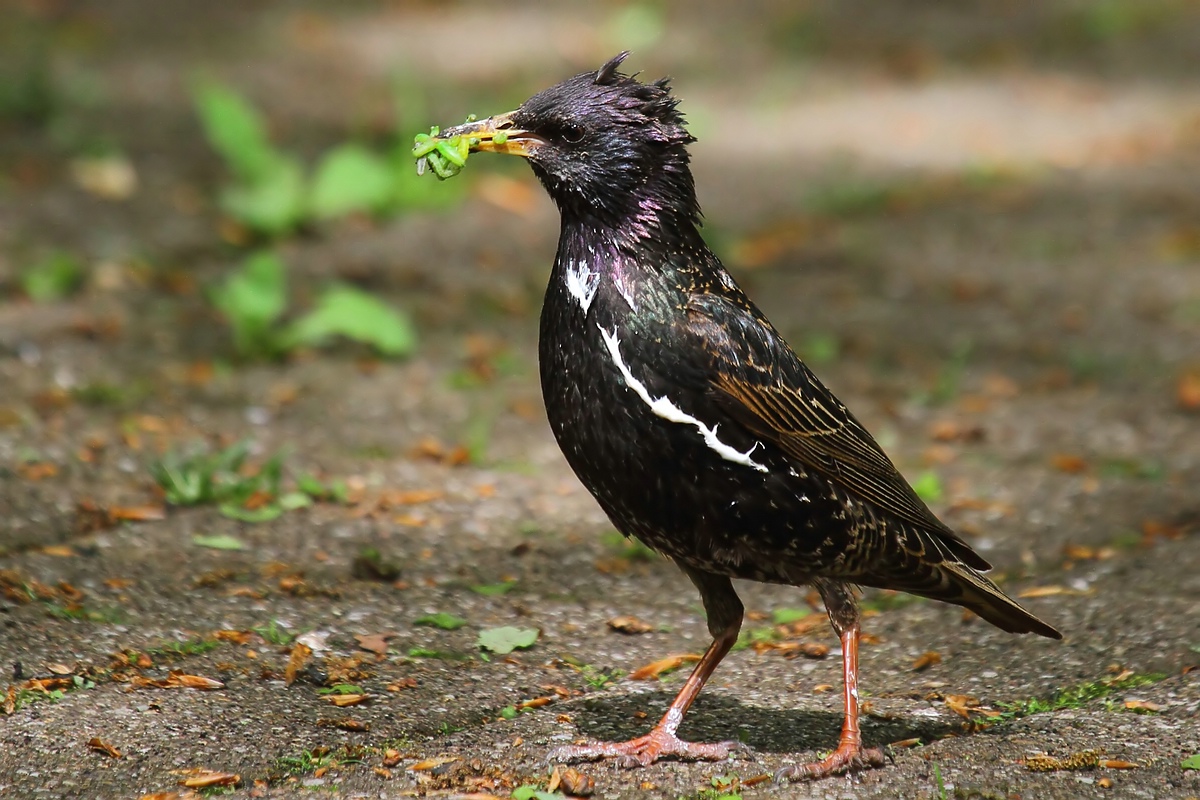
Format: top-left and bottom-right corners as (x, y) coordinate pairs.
(219, 155), (307, 235)
(771, 607), (811, 624)
(193, 80), (279, 182)
(210, 251), (288, 358)
(1182, 754), (1200, 770)
(308, 143), (394, 219)
(192, 534), (247, 551)
(21, 251), (83, 302)
(912, 471), (944, 503)
(284, 285), (416, 357)
(415, 613), (467, 631)
(477, 626), (538, 655)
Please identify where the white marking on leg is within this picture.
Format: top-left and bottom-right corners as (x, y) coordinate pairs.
(599, 326), (767, 472)
(565, 259), (600, 313)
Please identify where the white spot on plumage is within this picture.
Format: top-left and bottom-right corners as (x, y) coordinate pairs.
(565, 259), (600, 313)
(612, 271), (637, 310)
(599, 326), (767, 472)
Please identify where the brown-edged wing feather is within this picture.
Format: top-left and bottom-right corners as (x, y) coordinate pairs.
(684, 292), (991, 571)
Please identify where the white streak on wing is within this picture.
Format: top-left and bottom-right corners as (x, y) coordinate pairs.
(612, 272), (637, 311)
(598, 326), (767, 473)
(565, 259), (600, 313)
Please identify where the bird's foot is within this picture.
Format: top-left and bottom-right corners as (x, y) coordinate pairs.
(775, 743), (887, 782)
(548, 728), (747, 768)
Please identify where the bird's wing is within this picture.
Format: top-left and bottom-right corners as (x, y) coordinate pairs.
(684, 292), (990, 570)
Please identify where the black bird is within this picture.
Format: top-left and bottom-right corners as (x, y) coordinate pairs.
(434, 53), (1061, 781)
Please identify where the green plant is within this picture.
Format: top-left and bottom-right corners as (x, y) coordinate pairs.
(20, 251), (83, 302)
(987, 673), (1166, 726)
(210, 251), (416, 360)
(193, 78), (462, 237)
(253, 619), (294, 646)
(477, 627), (539, 655)
(414, 613), (467, 631)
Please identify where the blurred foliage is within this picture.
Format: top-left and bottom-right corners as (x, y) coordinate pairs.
(193, 78), (462, 237)
(209, 251), (416, 359)
(20, 250), (84, 302)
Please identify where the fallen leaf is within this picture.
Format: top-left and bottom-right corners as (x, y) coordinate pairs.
(477, 626), (539, 655)
(316, 718), (369, 731)
(354, 633), (393, 654)
(88, 737), (123, 758)
(629, 654), (701, 681)
(214, 630), (252, 644)
(407, 755), (459, 771)
(46, 663), (73, 675)
(558, 766), (595, 796)
(284, 643), (312, 685)
(326, 693), (369, 707)
(1177, 371), (1200, 411)
(1101, 758), (1139, 769)
(191, 534), (246, 551)
(110, 505), (167, 522)
(516, 696), (554, 710)
(179, 770), (239, 788)
(607, 615), (653, 634)
(41, 546), (75, 557)
(911, 651), (942, 671)
(167, 673), (225, 690)
(1122, 700), (1162, 712)
(1050, 454), (1089, 474)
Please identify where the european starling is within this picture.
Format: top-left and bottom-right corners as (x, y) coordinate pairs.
(433, 53), (1061, 781)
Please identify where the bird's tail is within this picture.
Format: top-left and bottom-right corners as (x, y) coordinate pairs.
(921, 560), (1062, 639)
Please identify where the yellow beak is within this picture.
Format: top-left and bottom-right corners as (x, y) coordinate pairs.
(437, 111), (542, 158)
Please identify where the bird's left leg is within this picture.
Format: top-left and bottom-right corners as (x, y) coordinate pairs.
(777, 580), (887, 781)
(549, 566), (747, 767)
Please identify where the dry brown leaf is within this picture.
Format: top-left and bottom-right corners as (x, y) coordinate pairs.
(812, 683), (834, 693)
(1050, 454), (1089, 474)
(110, 505), (167, 522)
(284, 643), (312, 685)
(1177, 371), (1200, 411)
(607, 615), (653, 634)
(386, 678), (418, 691)
(629, 654), (701, 681)
(317, 717), (369, 731)
(911, 651), (942, 671)
(326, 693), (369, 707)
(166, 673), (225, 690)
(41, 545), (75, 557)
(88, 737), (123, 758)
(516, 696), (554, 710)
(354, 633), (392, 654)
(558, 766), (595, 796)
(47, 663), (73, 675)
(4, 685), (16, 715)
(380, 489), (443, 507)
(890, 737), (923, 748)
(214, 630), (252, 644)
(179, 771), (239, 788)
(372, 766), (393, 780)
(381, 749), (402, 768)
(1122, 700), (1162, 712)
(1101, 759), (1139, 769)
(407, 755), (459, 771)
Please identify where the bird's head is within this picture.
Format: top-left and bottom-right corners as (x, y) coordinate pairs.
(436, 53), (699, 230)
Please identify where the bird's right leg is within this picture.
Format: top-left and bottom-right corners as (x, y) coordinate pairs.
(777, 580), (887, 781)
(549, 566), (747, 767)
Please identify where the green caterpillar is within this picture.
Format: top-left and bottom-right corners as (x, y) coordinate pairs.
(412, 115), (507, 180)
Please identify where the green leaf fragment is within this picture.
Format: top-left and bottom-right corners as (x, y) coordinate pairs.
(477, 626), (539, 655)
(192, 534), (247, 551)
(308, 143), (395, 219)
(414, 613), (467, 631)
(283, 285), (416, 357)
(1183, 754), (1200, 770)
(771, 607), (811, 624)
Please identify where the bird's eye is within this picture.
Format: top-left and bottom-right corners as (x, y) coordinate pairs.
(560, 123), (585, 144)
